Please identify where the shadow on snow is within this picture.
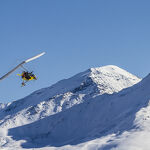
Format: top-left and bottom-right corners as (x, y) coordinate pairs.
(8, 82), (150, 149)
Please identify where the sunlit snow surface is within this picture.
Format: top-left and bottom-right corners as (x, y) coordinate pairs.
(0, 65), (145, 150)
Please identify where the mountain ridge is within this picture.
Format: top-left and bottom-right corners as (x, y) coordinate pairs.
(8, 70), (149, 149)
(0, 65), (142, 149)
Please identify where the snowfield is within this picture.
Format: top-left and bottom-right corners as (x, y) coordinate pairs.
(1, 65), (148, 150)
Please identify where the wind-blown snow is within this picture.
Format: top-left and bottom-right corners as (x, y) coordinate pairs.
(0, 65), (142, 150)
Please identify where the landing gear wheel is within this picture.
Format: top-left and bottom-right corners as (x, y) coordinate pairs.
(21, 82), (26, 87)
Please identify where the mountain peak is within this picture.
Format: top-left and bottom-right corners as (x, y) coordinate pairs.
(88, 65), (141, 95)
(90, 65), (138, 78)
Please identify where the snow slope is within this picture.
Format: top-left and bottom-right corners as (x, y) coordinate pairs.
(0, 65), (141, 149)
(0, 65), (140, 129)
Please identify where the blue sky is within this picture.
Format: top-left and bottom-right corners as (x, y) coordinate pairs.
(0, 0), (150, 103)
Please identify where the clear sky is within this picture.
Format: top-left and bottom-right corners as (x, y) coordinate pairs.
(0, 0), (150, 103)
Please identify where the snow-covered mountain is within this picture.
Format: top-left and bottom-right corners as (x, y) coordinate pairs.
(0, 65), (142, 150)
